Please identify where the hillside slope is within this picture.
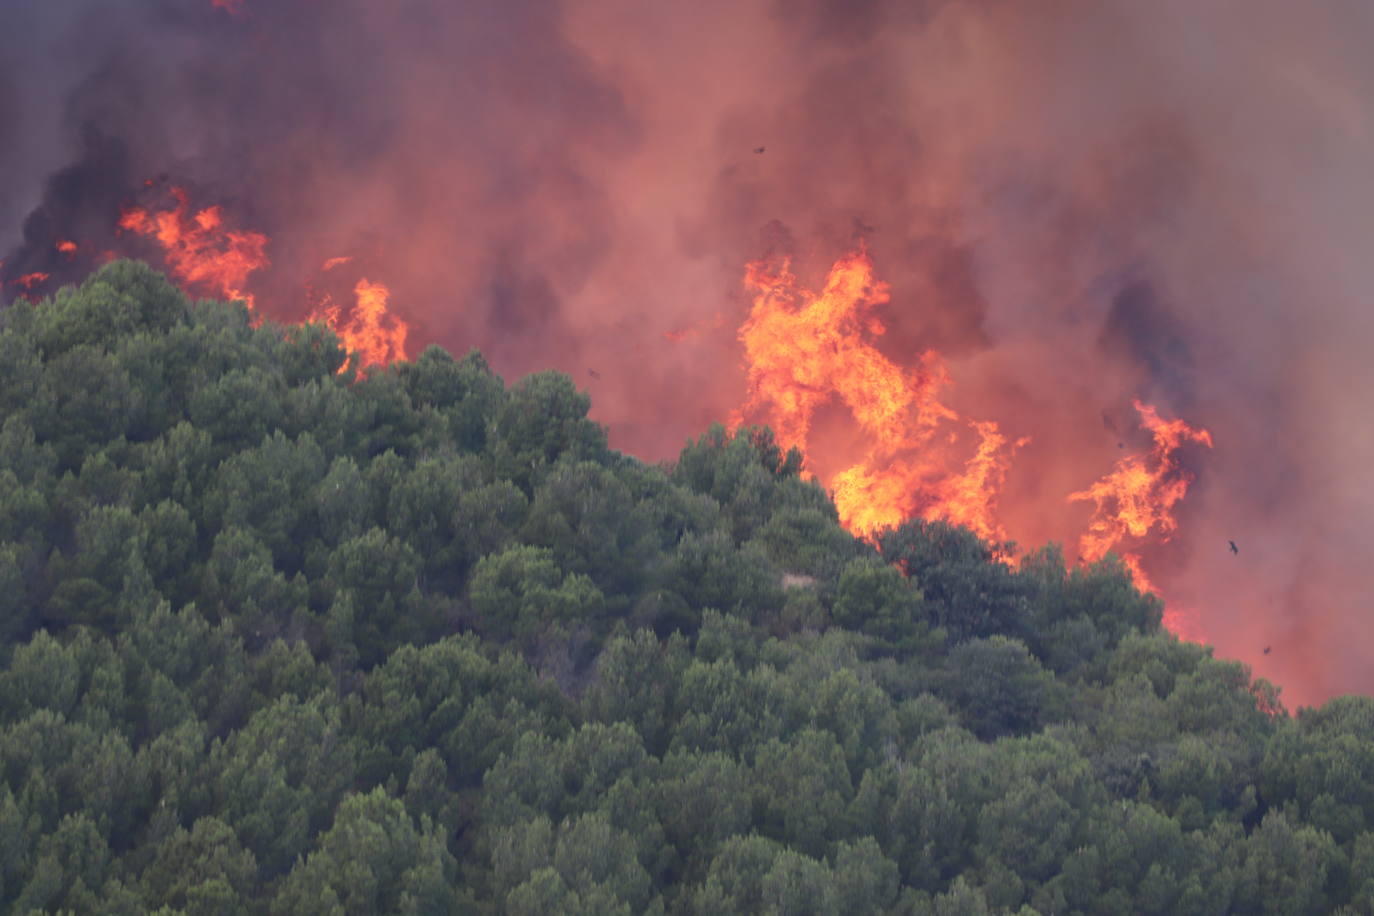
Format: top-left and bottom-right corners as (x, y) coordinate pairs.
(0, 262), (1365, 914)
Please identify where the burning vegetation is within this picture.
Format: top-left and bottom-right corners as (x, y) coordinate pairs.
(4, 0), (1374, 909)
(2, 0), (1370, 705)
(118, 188), (269, 310)
(113, 187), (408, 368)
(0, 259), (1344, 914)
(24, 197), (1210, 624)
(731, 246), (1211, 637)
(308, 277), (409, 369)
(734, 248), (1020, 542)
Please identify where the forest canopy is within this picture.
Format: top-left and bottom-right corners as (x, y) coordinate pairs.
(0, 261), (1367, 914)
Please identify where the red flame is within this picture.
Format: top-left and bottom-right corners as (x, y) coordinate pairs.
(118, 187), (268, 310)
(56, 240), (77, 258)
(15, 272), (49, 291)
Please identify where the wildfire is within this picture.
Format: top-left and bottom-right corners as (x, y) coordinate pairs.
(56, 240), (77, 257)
(733, 247), (1020, 540)
(309, 278), (409, 369)
(15, 272), (49, 291)
(732, 247), (1214, 641)
(118, 187), (268, 309)
(930, 419), (1026, 542)
(1069, 400), (1213, 638)
(116, 187), (408, 371)
(1069, 400), (1213, 567)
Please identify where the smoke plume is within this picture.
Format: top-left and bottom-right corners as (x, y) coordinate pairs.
(4, 0), (1372, 706)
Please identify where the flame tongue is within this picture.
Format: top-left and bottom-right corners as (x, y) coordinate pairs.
(114, 186), (409, 371)
(309, 278), (410, 370)
(1069, 399), (1214, 564)
(118, 187), (268, 309)
(931, 419), (1026, 543)
(734, 247), (1019, 540)
(736, 250), (953, 450)
(1069, 399), (1214, 639)
(733, 247), (1213, 641)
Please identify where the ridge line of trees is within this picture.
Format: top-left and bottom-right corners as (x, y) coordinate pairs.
(0, 261), (1364, 915)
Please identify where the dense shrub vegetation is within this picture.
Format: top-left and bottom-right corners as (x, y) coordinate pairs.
(0, 262), (1366, 914)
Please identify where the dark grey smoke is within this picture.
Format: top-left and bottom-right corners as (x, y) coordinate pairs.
(1098, 280), (1193, 412)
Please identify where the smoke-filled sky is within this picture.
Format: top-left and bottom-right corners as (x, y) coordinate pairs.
(3, 0), (1373, 707)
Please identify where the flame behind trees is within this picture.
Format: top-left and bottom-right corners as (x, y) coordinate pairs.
(118, 188), (268, 309)
(118, 188), (408, 369)
(732, 247), (1212, 637)
(1070, 399), (1214, 638)
(734, 247), (1022, 542)
(103, 187), (1212, 631)
(308, 278), (409, 369)
(1069, 399), (1215, 569)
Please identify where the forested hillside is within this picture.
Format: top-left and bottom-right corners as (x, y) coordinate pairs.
(0, 262), (1369, 914)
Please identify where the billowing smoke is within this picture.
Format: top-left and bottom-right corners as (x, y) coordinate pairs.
(4, 0), (1372, 706)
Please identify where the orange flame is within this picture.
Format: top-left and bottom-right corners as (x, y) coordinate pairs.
(1069, 400), (1213, 562)
(113, 188), (408, 371)
(118, 187), (268, 309)
(309, 278), (409, 369)
(732, 249), (1213, 640)
(15, 272), (49, 291)
(734, 248), (1020, 539)
(56, 240), (77, 257)
(931, 419), (1028, 542)
(1069, 400), (1213, 639)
